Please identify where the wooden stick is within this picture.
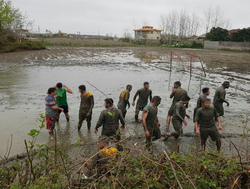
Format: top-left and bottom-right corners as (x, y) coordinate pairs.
(164, 151), (183, 189)
(198, 57), (206, 77)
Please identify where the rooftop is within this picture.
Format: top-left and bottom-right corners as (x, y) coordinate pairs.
(134, 26), (162, 32)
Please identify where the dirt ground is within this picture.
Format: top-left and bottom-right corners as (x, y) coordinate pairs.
(0, 46), (249, 158)
(1, 46), (250, 72)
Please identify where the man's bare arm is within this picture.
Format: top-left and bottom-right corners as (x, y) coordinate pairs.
(170, 89), (175, 98)
(142, 109), (149, 131)
(149, 94), (152, 101)
(195, 122), (200, 134)
(63, 85), (73, 94)
(89, 96), (94, 114)
(133, 91), (139, 102)
(52, 106), (63, 111)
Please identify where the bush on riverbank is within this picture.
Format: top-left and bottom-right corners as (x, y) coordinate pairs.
(162, 41), (204, 49)
(0, 30), (46, 53)
(0, 115), (249, 188)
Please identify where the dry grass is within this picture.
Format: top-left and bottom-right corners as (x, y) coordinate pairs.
(44, 38), (134, 47)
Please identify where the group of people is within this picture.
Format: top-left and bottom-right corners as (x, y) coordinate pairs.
(45, 80), (230, 154)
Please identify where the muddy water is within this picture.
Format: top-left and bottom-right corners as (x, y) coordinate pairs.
(0, 47), (249, 157)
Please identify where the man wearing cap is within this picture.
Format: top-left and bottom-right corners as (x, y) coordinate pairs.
(83, 135), (118, 176)
(213, 81), (230, 116)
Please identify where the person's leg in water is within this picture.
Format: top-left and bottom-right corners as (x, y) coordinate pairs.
(135, 108), (140, 123)
(47, 117), (56, 140)
(164, 120), (182, 140)
(145, 128), (155, 150)
(201, 140), (206, 151)
(87, 113), (92, 130)
(193, 107), (198, 133)
(64, 113), (70, 122)
(166, 115), (171, 129)
(166, 106), (174, 129)
(209, 128), (222, 152)
(123, 109), (127, 119)
(57, 109), (62, 122)
(78, 111), (86, 131)
(216, 140), (221, 152)
(63, 105), (70, 121)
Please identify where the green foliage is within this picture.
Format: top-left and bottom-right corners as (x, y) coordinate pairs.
(0, 35), (46, 53)
(231, 28), (250, 42)
(119, 37), (131, 43)
(0, 0), (23, 29)
(206, 27), (230, 41)
(162, 41), (203, 49)
(0, 115), (248, 188)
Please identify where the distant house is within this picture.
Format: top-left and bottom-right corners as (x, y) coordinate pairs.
(134, 26), (162, 41)
(228, 29), (240, 36)
(59, 31), (68, 37)
(196, 33), (206, 41)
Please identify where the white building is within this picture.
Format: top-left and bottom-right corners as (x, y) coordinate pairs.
(134, 26), (162, 41)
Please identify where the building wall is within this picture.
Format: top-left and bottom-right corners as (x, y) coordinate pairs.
(135, 31), (161, 40)
(204, 41), (250, 51)
(204, 41), (219, 49)
(219, 42), (250, 52)
(147, 31), (161, 40)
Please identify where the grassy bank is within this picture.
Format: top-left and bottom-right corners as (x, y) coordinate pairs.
(0, 115), (249, 188)
(44, 38), (135, 47)
(0, 30), (46, 53)
(0, 41), (46, 53)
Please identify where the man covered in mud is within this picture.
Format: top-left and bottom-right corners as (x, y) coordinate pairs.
(45, 87), (64, 139)
(117, 84), (132, 118)
(193, 87), (210, 131)
(94, 98), (125, 149)
(142, 96), (162, 148)
(165, 96), (190, 140)
(213, 81), (230, 116)
(166, 81), (187, 130)
(195, 99), (222, 152)
(132, 82), (152, 123)
(83, 135), (118, 177)
(78, 85), (94, 131)
(55, 83), (73, 122)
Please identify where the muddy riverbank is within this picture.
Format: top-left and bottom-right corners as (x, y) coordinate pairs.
(0, 47), (249, 158)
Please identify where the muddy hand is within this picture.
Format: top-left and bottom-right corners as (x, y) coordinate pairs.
(94, 128), (98, 134)
(145, 130), (150, 137)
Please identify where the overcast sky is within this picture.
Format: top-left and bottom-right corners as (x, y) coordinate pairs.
(12, 0), (250, 37)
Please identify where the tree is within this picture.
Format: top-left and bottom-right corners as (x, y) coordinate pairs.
(231, 28), (250, 42)
(204, 6), (231, 33)
(206, 27), (230, 41)
(0, 0), (33, 30)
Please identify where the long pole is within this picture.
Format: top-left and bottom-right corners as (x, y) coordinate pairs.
(199, 57), (206, 77)
(170, 51), (172, 72)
